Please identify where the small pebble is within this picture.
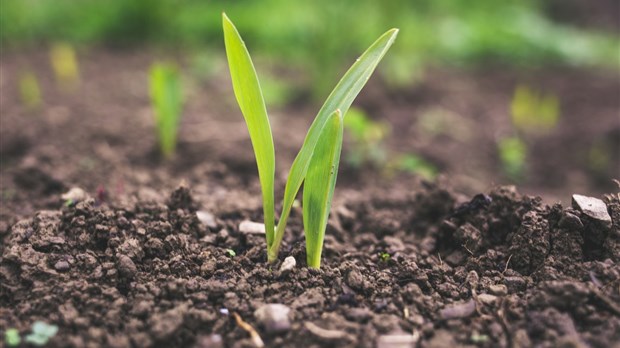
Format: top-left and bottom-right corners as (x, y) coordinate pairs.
(439, 299), (476, 320)
(196, 211), (217, 229)
(61, 187), (89, 204)
(344, 307), (372, 322)
(477, 294), (498, 305)
(117, 255), (137, 278)
(558, 212), (584, 230)
(238, 220), (265, 234)
(279, 256), (296, 274)
(254, 304), (291, 333)
(304, 322), (349, 340)
(194, 334), (223, 348)
(54, 260), (70, 272)
(489, 284), (508, 296)
(376, 333), (417, 348)
(572, 194), (612, 227)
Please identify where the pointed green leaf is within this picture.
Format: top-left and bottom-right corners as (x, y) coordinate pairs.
(303, 110), (343, 268)
(223, 13), (275, 245)
(269, 28), (398, 261)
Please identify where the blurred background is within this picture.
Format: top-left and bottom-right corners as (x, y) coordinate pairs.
(1, 0), (619, 208)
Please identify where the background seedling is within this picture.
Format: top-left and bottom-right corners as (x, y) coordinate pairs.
(50, 42), (79, 90)
(18, 71), (42, 110)
(498, 84), (561, 180)
(511, 85), (560, 134)
(498, 136), (527, 180)
(4, 328), (20, 347)
(149, 62), (184, 159)
(343, 108), (437, 180)
(223, 13), (398, 267)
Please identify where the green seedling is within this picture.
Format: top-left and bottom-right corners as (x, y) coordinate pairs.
(226, 249), (236, 257)
(25, 321), (58, 346)
(19, 71), (42, 110)
(4, 328), (20, 346)
(149, 62), (183, 159)
(510, 85), (560, 134)
(498, 136), (527, 180)
(343, 107), (390, 167)
(50, 42), (79, 90)
(379, 252), (391, 263)
(223, 13), (397, 268)
(393, 154), (437, 180)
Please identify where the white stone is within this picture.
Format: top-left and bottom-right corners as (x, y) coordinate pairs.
(239, 220), (266, 234)
(279, 256), (296, 273)
(61, 187), (89, 203)
(572, 194), (612, 226)
(254, 304), (291, 333)
(196, 211), (217, 229)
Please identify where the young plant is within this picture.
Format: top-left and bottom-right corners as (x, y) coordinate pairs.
(50, 42), (80, 90)
(149, 62), (183, 159)
(223, 13), (398, 268)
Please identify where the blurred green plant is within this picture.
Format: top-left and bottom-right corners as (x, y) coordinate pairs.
(50, 43), (80, 90)
(343, 107), (390, 167)
(24, 321), (58, 346)
(392, 154), (438, 180)
(4, 328), (20, 347)
(18, 71), (42, 110)
(343, 108), (438, 179)
(511, 85), (560, 134)
(223, 13), (397, 268)
(498, 136), (527, 180)
(3, 0), (618, 99)
(149, 62), (183, 159)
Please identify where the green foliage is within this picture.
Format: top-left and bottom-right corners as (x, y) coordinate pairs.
(303, 110), (343, 268)
(2, 0), (618, 99)
(4, 328), (20, 347)
(343, 108), (390, 167)
(223, 14), (397, 266)
(226, 249), (236, 257)
(394, 154), (438, 180)
(223, 13), (276, 246)
(379, 252), (391, 262)
(50, 43), (79, 90)
(149, 62), (183, 159)
(19, 71), (42, 110)
(343, 108), (437, 179)
(24, 321), (58, 346)
(511, 85), (560, 134)
(498, 136), (527, 180)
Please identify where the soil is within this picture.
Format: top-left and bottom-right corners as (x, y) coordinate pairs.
(1, 48), (619, 347)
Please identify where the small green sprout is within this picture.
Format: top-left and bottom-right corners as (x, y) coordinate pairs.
(379, 252), (391, 263)
(25, 321), (58, 346)
(50, 42), (79, 90)
(498, 136), (527, 180)
(149, 62), (184, 159)
(4, 328), (20, 346)
(343, 107), (390, 167)
(394, 154), (438, 180)
(223, 13), (398, 268)
(19, 71), (42, 110)
(510, 85), (560, 134)
(226, 249), (236, 257)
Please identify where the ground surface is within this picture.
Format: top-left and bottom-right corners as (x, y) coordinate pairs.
(1, 50), (619, 347)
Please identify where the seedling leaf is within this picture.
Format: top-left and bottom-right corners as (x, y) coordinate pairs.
(303, 110), (344, 268)
(149, 63), (183, 158)
(270, 28), (399, 261)
(223, 13), (276, 246)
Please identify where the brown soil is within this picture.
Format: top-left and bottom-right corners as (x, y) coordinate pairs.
(1, 49), (619, 347)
